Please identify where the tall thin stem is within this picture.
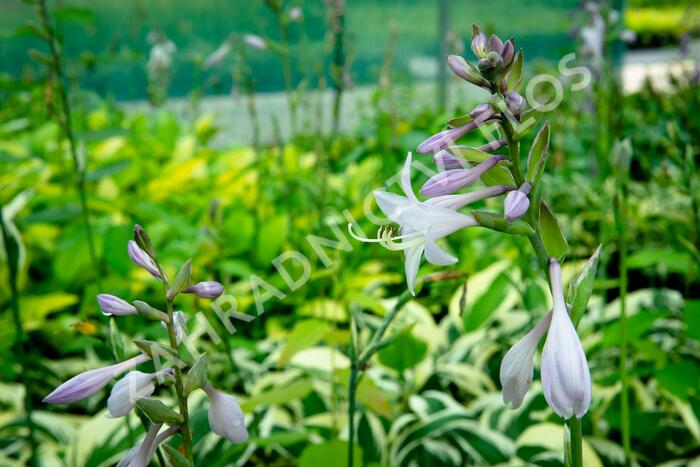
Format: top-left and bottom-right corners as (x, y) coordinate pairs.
(502, 116), (583, 466)
(616, 165), (631, 465)
(347, 289), (413, 467)
(1, 209), (38, 466)
(37, 0), (99, 275)
(155, 262), (194, 463)
(329, 0), (346, 136)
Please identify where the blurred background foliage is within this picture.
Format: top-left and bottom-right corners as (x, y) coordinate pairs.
(2, 0), (700, 466)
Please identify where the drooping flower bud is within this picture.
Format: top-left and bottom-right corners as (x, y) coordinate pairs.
(127, 240), (163, 280)
(98, 294), (138, 316)
(474, 139), (508, 153)
(202, 41), (232, 70)
(500, 311), (552, 409)
(420, 156), (507, 197)
(184, 281), (225, 299)
(44, 354), (151, 404)
(203, 383), (249, 444)
(433, 150), (467, 170)
(541, 259), (592, 419)
(417, 105), (495, 154)
(425, 184), (514, 210)
(503, 182), (531, 222)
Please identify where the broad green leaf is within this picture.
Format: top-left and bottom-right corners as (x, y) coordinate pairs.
(627, 248), (690, 274)
(256, 214), (288, 265)
(184, 353), (207, 395)
(450, 146), (493, 163)
(446, 114), (472, 128)
(657, 360), (700, 400)
(278, 319), (330, 367)
(377, 330), (428, 372)
(567, 244), (601, 326)
(463, 272), (511, 331)
(539, 200), (567, 260)
(103, 225), (131, 276)
(167, 259), (192, 300)
(526, 122), (550, 184)
(481, 164), (514, 186)
(299, 440), (361, 467)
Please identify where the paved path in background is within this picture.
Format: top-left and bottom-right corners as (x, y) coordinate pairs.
(124, 44), (697, 147)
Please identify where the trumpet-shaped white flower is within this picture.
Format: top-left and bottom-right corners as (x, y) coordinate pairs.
(351, 153), (480, 294)
(203, 383), (249, 444)
(44, 354), (151, 405)
(500, 310), (552, 409)
(541, 259), (592, 419)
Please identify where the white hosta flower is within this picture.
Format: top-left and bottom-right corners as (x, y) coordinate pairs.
(117, 423), (179, 467)
(541, 259), (592, 419)
(203, 383), (249, 444)
(500, 310), (552, 409)
(351, 152), (479, 294)
(108, 370), (172, 418)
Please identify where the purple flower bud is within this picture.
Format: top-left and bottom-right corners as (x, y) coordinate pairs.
(500, 40), (515, 67)
(417, 105), (495, 154)
(471, 25), (487, 58)
(184, 281), (224, 299)
(203, 383), (249, 444)
(44, 354), (150, 405)
(504, 183), (532, 222)
(97, 294), (138, 316)
(447, 55), (489, 88)
(487, 34), (504, 55)
(426, 184), (514, 210)
(474, 139), (508, 153)
(127, 240), (162, 279)
(506, 91), (527, 117)
(433, 150), (467, 170)
(420, 156), (507, 197)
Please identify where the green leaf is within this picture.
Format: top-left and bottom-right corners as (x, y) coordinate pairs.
(162, 444), (193, 467)
(567, 245), (601, 326)
(463, 272), (510, 332)
(184, 354), (207, 395)
(446, 114), (472, 128)
(507, 49), (524, 91)
(526, 122), (550, 185)
(472, 211), (533, 236)
(242, 379), (312, 411)
(103, 225), (131, 276)
(481, 164), (514, 186)
(377, 329), (428, 372)
(685, 300), (700, 341)
(133, 339), (177, 358)
(449, 146), (493, 163)
(256, 215), (288, 265)
(278, 319), (330, 367)
(657, 360), (700, 400)
(108, 318), (125, 362)
(539, 200), (567, 260)
(167, 259), (192, 301)
(136, 398), (183, 424)
(299, 440), (362, 467)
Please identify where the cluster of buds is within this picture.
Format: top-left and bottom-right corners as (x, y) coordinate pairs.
(44, 225), (248, 465)
(354, 24), (593, 421)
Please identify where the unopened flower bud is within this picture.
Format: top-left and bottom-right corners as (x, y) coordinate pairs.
(447, 55), (489, 88)
(471, 25), (487, 58)
(128, 240), (163, 279)
(203, 383), (249, 444)
(504, 183), (531, 222)
(506, 91), (527, 118)
(478, 51), (503, 80)
(98, 294), (137, 316)
(133, 225), (156, 259)
(184, 281), (225, 299)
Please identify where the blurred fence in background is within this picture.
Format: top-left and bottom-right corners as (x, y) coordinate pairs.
(1, 0), (582, 101)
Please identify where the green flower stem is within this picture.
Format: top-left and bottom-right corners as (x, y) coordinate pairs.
(155, 262), (194, 463)
(348, 288), (414, 467)
(37, 0), (99, 277)
(502, 115), (583, 467)
(616, 168), (631, 465)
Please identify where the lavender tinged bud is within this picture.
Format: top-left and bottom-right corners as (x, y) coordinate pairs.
(500, 40), (515, 68)
(97, 294), (138, 316)
(505, 91), (527, 118)
(184, 281), (225, 299)
(474, 139), (508, 153)
(487, 35), (504, 55)
(433, 150), (467, 170)
(133, 225), (156, 259)
(127, 240), (162, 279)
(504, 182), (532, 222)
(471, 25), (487, 58)
(420, 156), (507, 197)
(447, 55), (490, 88)
(417, 123), (475, 154)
